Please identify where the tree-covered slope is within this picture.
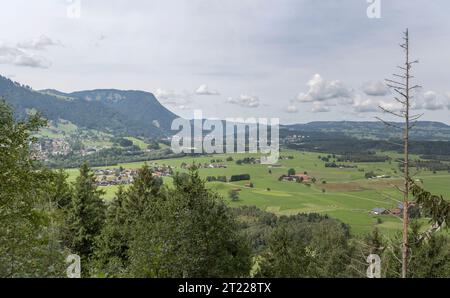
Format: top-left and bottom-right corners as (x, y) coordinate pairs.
(0, 75), (178, 138)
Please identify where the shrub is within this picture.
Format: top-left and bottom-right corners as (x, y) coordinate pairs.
(230, 174), (251, 182)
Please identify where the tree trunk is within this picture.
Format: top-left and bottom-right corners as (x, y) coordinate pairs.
(401, 29), (410, 279)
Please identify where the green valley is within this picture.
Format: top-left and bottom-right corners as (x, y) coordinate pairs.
(65, 149), (450, 235)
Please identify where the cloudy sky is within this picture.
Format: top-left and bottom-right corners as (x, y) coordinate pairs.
(1, 0), (450, 124)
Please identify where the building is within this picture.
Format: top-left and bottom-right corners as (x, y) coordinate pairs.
(371, 208), (387, 215)
(294, 174), (311, 183)
(390, 208), (402, 216)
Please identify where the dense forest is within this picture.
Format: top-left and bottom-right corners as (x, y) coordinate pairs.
(2, 100), (450, 278)
(284, 131), (450, 157)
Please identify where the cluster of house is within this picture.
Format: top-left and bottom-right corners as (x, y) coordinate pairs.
(94, 165), (172, 186)
(371, 202), (414, 217)
(282, 134), (310, 145)
(279, 174), (312, 183)
(31, 138), (71, 161)
(94, 168), (138, 186)
(180, 162), (228, 170)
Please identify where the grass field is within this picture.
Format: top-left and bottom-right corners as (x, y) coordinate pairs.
(65, 149), (450, 235)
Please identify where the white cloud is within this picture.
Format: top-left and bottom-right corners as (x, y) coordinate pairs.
(352, 97), (379, 113)
(362, 81), (390, 96)
(195, 84), (219, 95)
(379, 100), (403, 113)
(446, 93), (450, 109)
(175, 104), (190, 110)
(155, 88), (177, 100)
(297, 74), (353, 103)
(413, 90), (446, 111)
(311, 101), (330, 113)
(285, 105), (298, 113)
(155, 88), (187, 101)
(155, 88), (192, 108)
(0, 43), (50, 68)
(17, 35), (62, 51)
(352, 90), (449, 114)
(227, 94), (260, 108)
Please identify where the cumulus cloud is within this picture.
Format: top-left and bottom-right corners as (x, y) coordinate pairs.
(17, 35), (62, 51)
(155, 88), (192, 109)
(352, 97), (379, 113)
(446, 93), (450, 109)
(379, 100), (403, 113)
(351, 90), (449, 114)
(311, 101), (330, 113)
(227, 94), (260, 108)
(285, 105), (298, 113)
(362, 81), (390, 96)
(195, 84), (219, 95)
(297, 74), (353, 103)
(413, 90), (447, 111)
(0, 43), (51, 68)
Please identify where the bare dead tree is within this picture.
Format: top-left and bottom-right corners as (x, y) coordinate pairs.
(376, 29), (422, 278)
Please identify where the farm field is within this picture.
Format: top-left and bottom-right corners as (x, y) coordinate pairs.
(65, 149), (450, 235)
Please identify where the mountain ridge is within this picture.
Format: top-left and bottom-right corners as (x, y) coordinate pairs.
(2, 75), (450, 141)
(0, 75), (178, 138)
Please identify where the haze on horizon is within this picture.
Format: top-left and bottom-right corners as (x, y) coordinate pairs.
(1, 0), (450, 124)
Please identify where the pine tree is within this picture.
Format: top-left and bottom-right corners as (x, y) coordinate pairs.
(0, 100), (65, 277)
(64, 162), (106, 275)
(123, 164), (164, 219)
(92, 186), (129, 276)
(49, 169), (72, 209)
(128, 168), (252, 277)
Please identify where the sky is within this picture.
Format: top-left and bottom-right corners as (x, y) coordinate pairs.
(1, 0), (450, 124)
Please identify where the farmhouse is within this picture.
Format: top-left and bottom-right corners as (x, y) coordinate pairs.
(294, 174), (311, 183)
(279, 173), (311, 183)
(371, 208), (387, 215)
(390, 208), (402, 216)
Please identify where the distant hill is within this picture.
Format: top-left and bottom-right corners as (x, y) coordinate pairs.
(0, 75), (178, 138)
(3, 75), (450, 142)
(68, 89), (177, 132)
(282, 121), (450, 141)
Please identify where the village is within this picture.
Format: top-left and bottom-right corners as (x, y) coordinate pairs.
(94, 164), (173, 186)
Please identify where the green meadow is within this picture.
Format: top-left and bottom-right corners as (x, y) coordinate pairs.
(65, 149), (450, 235)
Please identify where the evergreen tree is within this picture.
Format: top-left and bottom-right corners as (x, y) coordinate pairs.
(0, 100), (65, 277)
(64, 162), (106, 275)
(123, 164), (164, 218)
(49, 169), (72, 209)
(92, 186), (129, 276)
(128, 168), (252, 277)
(257, 224), (310, 277)
(257, 219), (356, 277)
(92, 165), (165, 276)
(383, 221), (450, 278)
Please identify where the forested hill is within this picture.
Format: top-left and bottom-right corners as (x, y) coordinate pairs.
(0, 75), (178, 138)
(3, 74), (450, 142)
(282, 121), (450, 141)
